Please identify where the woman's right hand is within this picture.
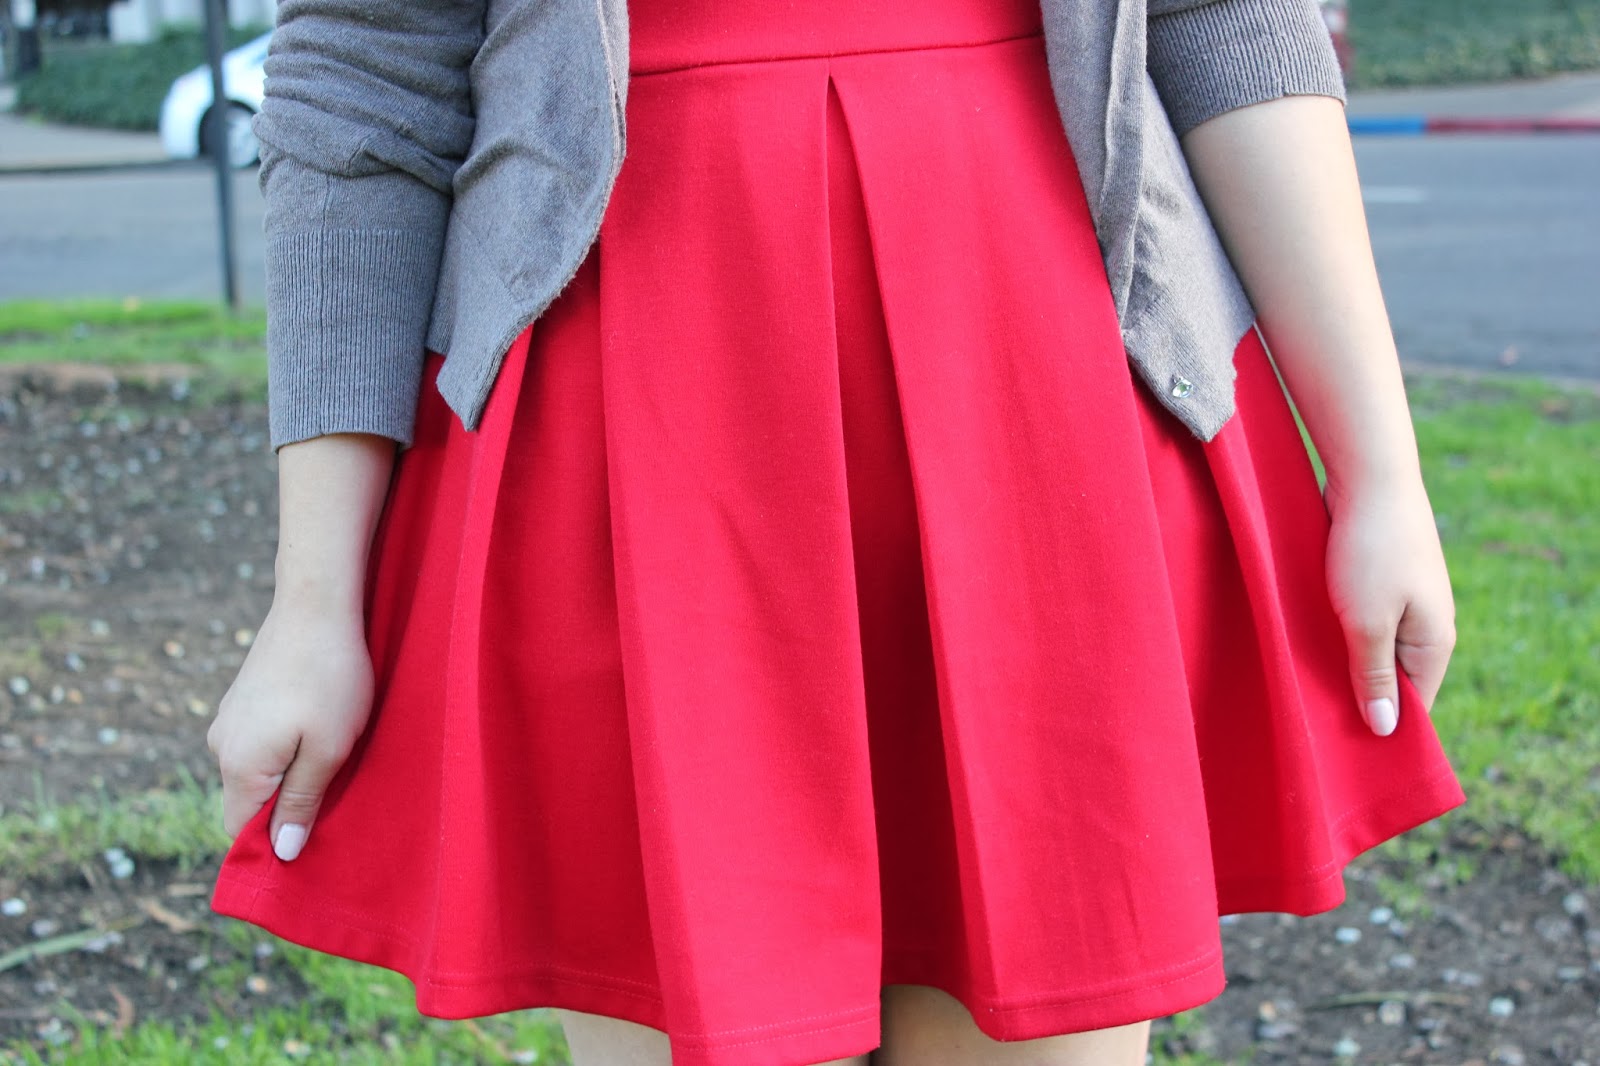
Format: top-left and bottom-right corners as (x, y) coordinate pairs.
(207, 596), (375, 860)
(207, 431), (400, 861)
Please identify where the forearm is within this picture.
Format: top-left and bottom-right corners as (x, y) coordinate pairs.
(272, 434), (398, 614)
(1179, 93), (1422, 502)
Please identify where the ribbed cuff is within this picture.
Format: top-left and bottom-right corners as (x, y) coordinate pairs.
(1148, 0), (1347, 137)
(265, 228), (443, 452)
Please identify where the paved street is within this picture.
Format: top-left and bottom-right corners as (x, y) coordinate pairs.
(0, 163), (265, 305)
(0, 131), (1596, 382)
(1355, 134), (1600, 379)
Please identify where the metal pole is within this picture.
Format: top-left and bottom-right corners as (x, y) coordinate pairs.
(203, 0), (239, 310)
(12, 0), (40, 77)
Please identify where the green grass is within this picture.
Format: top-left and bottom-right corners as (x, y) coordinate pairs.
(8, 926), (573, 1066)
(1364, 819), (1478, 920)
(0, 299), (266, 383)
(2, 780), (573, 1064)
(0, 488), (65, 517)
(0, 769), (229, 878)
(1350, 0), (1600, 87)
(1403, 375), (1600, 879)
(32, 614), (72, 642)
(1148, 1007), (1235, 1065)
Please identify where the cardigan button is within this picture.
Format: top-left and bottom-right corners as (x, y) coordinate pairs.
(1169, 374), (1194, 399)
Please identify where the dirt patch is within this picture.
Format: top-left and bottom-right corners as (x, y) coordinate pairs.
(1204, 824), (1599, 1063)
(0, 858), (313, 1048)
(0, 363), (275, 807)
(2, 827), (1595, 1062)
(1, 364), (1597, 1062)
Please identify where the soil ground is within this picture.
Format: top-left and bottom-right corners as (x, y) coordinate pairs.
(1, 364), (1596, 1063)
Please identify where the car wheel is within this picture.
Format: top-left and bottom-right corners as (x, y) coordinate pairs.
(199, 102), (260, 169)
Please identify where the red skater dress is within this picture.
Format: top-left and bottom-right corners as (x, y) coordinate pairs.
(211, 0), (1469, 1061)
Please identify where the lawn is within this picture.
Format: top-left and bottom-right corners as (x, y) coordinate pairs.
(1399, 374), (1600, 877)
(0, 301), (266, 384)
(1, 301), (1596, 1062)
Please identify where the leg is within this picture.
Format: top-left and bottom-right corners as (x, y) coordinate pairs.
(556, 1009), (670, 1066)
(875, 985), (1151, 1066)
(555, 1008), (871, 1066)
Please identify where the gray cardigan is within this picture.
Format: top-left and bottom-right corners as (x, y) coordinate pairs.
(256, 0), (1344, 452)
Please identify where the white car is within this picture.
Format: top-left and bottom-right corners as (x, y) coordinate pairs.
(158, 32), (271, 169)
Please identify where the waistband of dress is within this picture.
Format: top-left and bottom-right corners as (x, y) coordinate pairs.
(628, 4), (1046, 76)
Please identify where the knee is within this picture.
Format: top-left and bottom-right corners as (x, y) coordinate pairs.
(877, 984), (1152, 1066)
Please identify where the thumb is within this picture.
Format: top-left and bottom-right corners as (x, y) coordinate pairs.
(268, 740), (344, 862)
(1343, 615), (1401, 737)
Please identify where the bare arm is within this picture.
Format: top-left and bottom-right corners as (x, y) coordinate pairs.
(208, 433), (398, 859)
(208, 0), (483, 857)
(273, 433), (397, 612)
(1179, 93), (1456, 733)
(1180, 94), (1419, 499)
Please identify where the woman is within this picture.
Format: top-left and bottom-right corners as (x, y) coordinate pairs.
(206, 0), (1467, 1062)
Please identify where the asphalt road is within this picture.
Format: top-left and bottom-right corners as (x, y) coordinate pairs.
(1, 137), (1597, 381)
(0, 164), (266, 308)
(1354, 135), (1600, 381)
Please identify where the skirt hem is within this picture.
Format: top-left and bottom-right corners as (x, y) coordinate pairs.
(208, 759), (1466, 1061)
(210, 868), (1220, 1060)
(1214, 762), (1468, 915)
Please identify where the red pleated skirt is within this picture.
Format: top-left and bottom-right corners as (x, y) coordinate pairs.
(211, 0), (1469, 1061)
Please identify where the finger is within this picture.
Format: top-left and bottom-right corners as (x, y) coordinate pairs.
(1342, 613), (1401, 737)
(1395, 607), (1455, 714)
(219, 764), (283, 840)
(268, 739), (348, 862)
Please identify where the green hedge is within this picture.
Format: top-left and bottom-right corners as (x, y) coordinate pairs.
(1349, 0), (1600, 87)
(13, 22), (268, 132)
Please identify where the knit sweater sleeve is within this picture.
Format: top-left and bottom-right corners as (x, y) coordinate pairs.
(1145, 0), (1346, 138)
(254, 0), (485, 452)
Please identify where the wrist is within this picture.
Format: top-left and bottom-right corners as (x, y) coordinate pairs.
(271, 563), (368, 617)
(1309, 403), (1427, 510)
(1323, 456), (1429, 513)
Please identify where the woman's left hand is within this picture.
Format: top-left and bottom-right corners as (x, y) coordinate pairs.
(1177, 92), (1458, 739)
(1322, 476), (1457, 736)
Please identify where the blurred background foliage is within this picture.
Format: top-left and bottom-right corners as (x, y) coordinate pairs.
(13, 23), (267, 131)
(1349, 0), (1600, 87)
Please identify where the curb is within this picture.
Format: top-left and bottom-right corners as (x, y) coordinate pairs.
(3, 116), (1597, 174)
(1349, 115), (1600, 135)
(0, 158), (215, 178)
(1398, 360), (1600, 394)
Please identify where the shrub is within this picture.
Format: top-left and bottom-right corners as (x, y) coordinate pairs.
(1350, 0), (1600, 87)
(13, 22), (268, 132)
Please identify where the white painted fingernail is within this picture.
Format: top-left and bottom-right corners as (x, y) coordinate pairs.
(1365, 698), (1397, 737)
(274, 823), (307, 861)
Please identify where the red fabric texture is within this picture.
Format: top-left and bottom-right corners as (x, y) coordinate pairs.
(211, 1), (1468, 1062)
